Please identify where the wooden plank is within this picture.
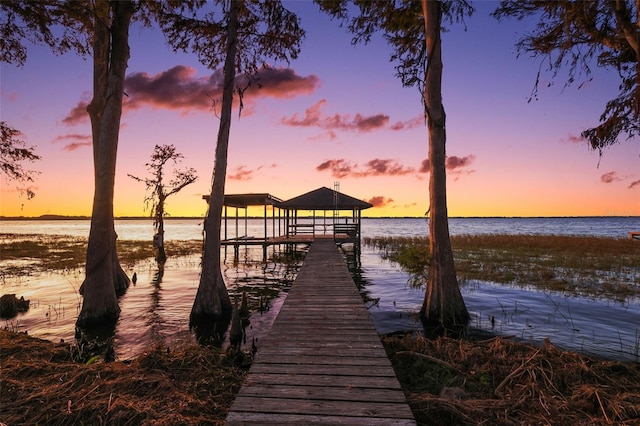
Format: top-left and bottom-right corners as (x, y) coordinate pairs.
(241, 373), (404, 389)
(230, 396), (415, 419)
(226, 239), (415, 425)
(248, 363), (397, 377)
(256, 347), (390, 358)
(226, 411), (416, 425)
(249, 354), (392, 366)
(259, 334), (380, 343)
(236, 384), (408, 403)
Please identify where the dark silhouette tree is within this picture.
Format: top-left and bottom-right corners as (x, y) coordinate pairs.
(0, 0), (133, 329)
(419, 0), (471, 331)
(0, 121), (41, 200)
(0, 0), (207, 331)
(493, 0), (639, 154)
(159, 0), (305, 339)
(128, 144), (198, 263)
(78, 0), (135, 329)
(318, 0), (472, 330)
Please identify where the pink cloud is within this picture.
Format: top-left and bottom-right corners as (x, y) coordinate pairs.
(628, 180), (640, 189)
(364, 159), (414, 176)
(316, 158), (414, 178)
(124, 65), (318, 112)
(367, 196), (394, 208)
(62, 102), (89, 126)
(282, 99), (390, 133)
(563, 133), (585, 144)
(419, 155), (476, 174)
(390, 115), (423, 131)
(63, 141), (92, 151)
(239, 67), (319, 99)
(228, 163), (277, 181)
(62, 65), (319, 124)
(316, 159), (354, 179)
(419, 159), (430, 174)
(52, 133), (92, 151)
(228, 166), (254, 181)
(447, 155), (476, 170)
(601, 171), (621, 183)
(0, 90), (19, 102)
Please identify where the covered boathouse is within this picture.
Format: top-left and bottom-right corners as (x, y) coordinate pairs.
(207, 186), (373, 257)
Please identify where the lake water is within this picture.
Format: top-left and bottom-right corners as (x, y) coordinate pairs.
(1, 216), (639, 361)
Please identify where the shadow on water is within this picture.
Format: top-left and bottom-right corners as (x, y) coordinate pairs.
(191, 312), (233, 348)
(73, 270), (136, 363)
(73, 324), (117, 364)
(343, 243), (468, 340)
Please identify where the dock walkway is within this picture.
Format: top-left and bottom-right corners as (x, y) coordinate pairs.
(226, 239), (416, 425)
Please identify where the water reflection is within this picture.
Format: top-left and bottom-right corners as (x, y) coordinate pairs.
(462, 281), (640, 361)
(191, 311), (232, 348)
(219, 243), (308, 351)
(359, 244), (640, 362)
(147, 264), (165, 342)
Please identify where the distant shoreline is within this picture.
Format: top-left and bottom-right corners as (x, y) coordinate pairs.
(1, 214), (638, 221)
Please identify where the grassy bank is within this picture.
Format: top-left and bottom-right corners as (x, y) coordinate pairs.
(383, 332), (640, 425)
(2, 330), (638, 425)
(0, 331), (249, 425)
(0, 233), (202, 276)
(365, 234), (640, 300)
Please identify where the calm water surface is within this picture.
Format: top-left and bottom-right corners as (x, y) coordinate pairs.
(1, 217), (639, 361)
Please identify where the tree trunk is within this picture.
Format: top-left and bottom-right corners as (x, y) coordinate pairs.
(419, 0), (469, 332)
(77, 0), (133, 330)
(189, 0), (238, 339)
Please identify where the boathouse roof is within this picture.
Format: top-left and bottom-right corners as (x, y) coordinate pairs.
(203, 193), (283, 207)
(279, 187), (373, 211)
(213, 187), (372, 211)
(223, 193), (283, 208)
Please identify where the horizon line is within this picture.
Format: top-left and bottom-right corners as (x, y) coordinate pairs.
(1, 214), (639, 221)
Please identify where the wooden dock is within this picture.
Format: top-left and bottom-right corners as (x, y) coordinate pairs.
(226, 239), (416, 425)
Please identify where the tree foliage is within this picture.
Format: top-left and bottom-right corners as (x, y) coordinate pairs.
(159, 0), (304, 80)
(0, 121), (41, 199)
(317, 0), (473, 106)
(0, 0), (90, 66)
(493, 0), (640, 153)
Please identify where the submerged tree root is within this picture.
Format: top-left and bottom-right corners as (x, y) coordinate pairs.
(383, 333), (640, 425)
(0, 331), (250, 425)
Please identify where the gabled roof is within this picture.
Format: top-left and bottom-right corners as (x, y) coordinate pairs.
(203, 193), (282, 208)
(279, 187), (373, 211)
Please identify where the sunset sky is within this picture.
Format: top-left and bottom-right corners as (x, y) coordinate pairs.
(1, 1), (638, 218)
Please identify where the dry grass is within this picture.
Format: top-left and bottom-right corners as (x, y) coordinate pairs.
(0, 233), (202, 276)
(364, 234), (640, 299)
(383, 332), (640, 425)
(0, 330), (249, 425)
(4, 329), (638, 425)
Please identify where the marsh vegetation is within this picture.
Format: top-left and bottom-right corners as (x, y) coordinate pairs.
(365, 234), (640, 300)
